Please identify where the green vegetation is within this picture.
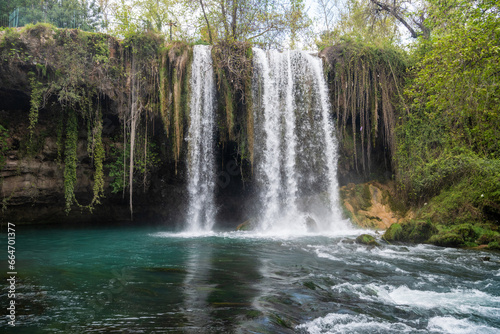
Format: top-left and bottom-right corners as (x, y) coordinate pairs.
(212, 41), (254, 170)
(158, 42), (192, 172)
(0, 0), (498, 241)
(383, 221), (437, 244)
(107, 138), (161, 195)
(63, 109), (78, 213)
(386, 0), (500, 248)
(316, 0), (402, 50)
(0, 23), (166, 217)
(0, 124), (9, 170)
(355, 234), (379, 246)
(323, 40), (407, 177)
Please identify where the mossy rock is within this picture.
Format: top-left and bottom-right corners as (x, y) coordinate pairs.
(382, 220), (437, 243)
(383, 223), (403, 242)
(428, 223), (483, 247)
(355, 234), (380, 246)
(339, 183), (372, 214)
(429, 232), (464, 247)
(305, 216), (318, 232)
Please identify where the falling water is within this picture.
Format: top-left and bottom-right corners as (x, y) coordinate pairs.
(186, 45), (216, 232)
(252, 48), (346, 232)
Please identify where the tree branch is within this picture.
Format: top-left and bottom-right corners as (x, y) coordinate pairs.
(369, 0), (419, 38)
(247, 24), (276, 40)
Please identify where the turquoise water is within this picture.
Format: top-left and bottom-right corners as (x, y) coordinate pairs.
(1, 225), (500, 333)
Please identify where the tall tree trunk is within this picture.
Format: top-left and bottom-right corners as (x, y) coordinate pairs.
(199, 0), (213, 43)
(231, 0), (237, 40)
(220, 0), (230, 39)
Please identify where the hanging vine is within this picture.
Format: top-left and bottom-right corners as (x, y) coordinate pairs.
(63, 108), (78, 213)
(322, 41), (407, 178)
(159, 43), (191, 174)
(212, 41), (254, 172)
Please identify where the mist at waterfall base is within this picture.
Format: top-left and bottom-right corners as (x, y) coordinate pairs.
(186, 46), (349, 235)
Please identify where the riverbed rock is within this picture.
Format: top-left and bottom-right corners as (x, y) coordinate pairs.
(355, 234), (380, 246)
(384, 220), (437, 243)
(305, 216), (319, 232)
(340, 181), (409, 230)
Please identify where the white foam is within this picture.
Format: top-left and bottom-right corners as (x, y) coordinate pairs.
(150, 229), (361, 240)
(331, 283), (500, 319)
(427, 316), (499, 334)
(389, 287), (500, 318)
(150, 231), (217, 238)
(296, 313), (422, 334)
(313, 249), (342, 262)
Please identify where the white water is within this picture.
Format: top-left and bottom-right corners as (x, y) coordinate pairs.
(252, 48), (348, 232)
(185, 45), (216, 232)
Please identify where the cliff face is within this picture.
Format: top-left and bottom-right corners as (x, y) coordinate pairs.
(0, 102), (187, 224)
(0, 25), (402, 226)
(0, 25), (254, 226)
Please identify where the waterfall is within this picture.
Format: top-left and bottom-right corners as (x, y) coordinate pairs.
(186, 45), (216, 232)
(252, 48), (346, 232)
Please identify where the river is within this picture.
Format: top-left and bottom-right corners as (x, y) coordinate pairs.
(1, 225), (499, 333)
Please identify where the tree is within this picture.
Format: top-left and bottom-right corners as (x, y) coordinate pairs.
(315, 0), (344, 32)
(316, 0), (401, 49)
(397, 0), (500, 201)
(11, 0), (103, 31)
(367, 0), (430, 39)
(193, 0), (311, 47)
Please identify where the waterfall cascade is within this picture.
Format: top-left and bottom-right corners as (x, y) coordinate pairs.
(185, 46), (347, 233)
(252, 48), (346, 232)
(185, 45), (217, 232)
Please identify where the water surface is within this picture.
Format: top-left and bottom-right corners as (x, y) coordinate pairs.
(1, 225), (499, 333)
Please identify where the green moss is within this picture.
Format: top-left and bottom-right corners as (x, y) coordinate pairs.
(427, 223), (484, 247)
(356, 234), (379, 246)
(89, 113), (105, 209)
(325, 41), (407, 177)
(22, 22), (56, 37)
(383, 223), (402, 242)
(358, 184), (372, 210)
(383, 220), (437, 243)
(28, 74), (44, 144)
(63, 109), (78, 214)
(429, 233), (464, 247)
